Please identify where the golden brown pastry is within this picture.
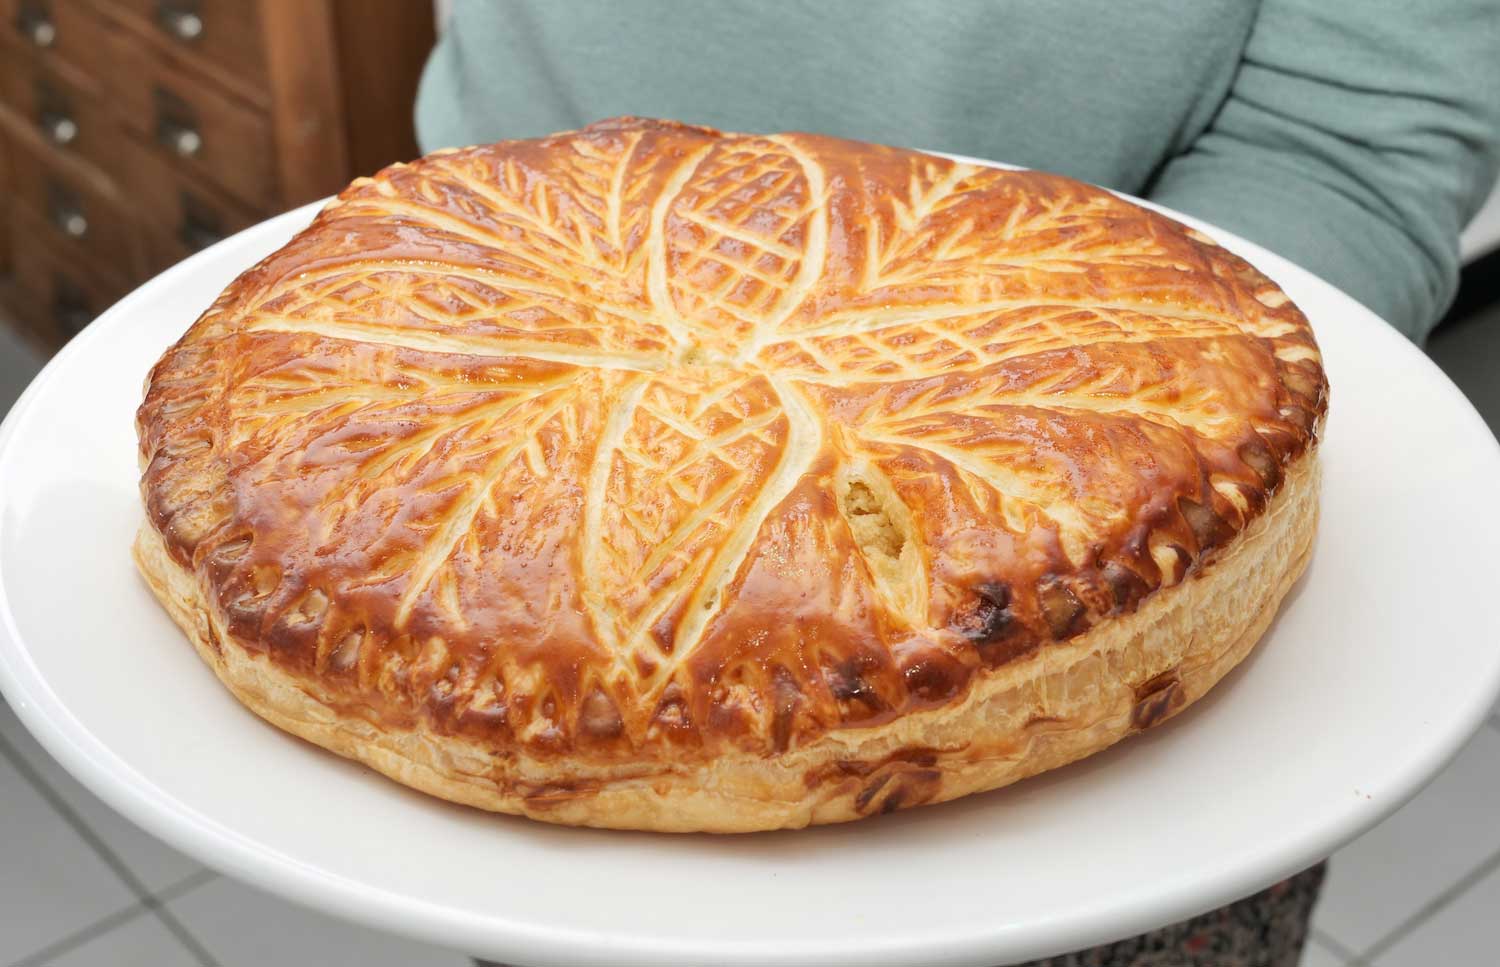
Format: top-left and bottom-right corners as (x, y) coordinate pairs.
(134, 117), (1327, 832)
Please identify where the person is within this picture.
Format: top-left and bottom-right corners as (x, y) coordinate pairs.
(417, 0), (1500, 347)
(419, 2), (1500, 964)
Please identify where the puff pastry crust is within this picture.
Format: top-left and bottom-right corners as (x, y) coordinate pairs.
(135, 118), (1327, 832)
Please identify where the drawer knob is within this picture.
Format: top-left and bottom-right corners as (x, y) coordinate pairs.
(55, 209), (89, 239)
(171, 128), (202, 157)
(51, 199), (88, 236)
(161, 9), (203, 42)
(42, 112), (78, 147)
(45, 181), (89, 240)
(29, 19), (56, 46)
(20, 12), (56, 48)
(159, 120), (203, 158)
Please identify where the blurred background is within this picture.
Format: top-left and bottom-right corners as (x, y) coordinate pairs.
(0, 0), (434, 353)
(0, 2), (1497, 966)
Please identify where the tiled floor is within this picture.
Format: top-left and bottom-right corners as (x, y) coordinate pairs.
(0, 324), (46, 417)
(1, 296), (1498, 965)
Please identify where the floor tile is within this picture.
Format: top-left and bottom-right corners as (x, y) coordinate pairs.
(1299, 936), (1349, 967)
(0, 754), (137, 962)
(1370, 859), (1500, 967)
(0, 699), (204, 894)
(166, 876), (471, 967)
(39, 910), (200, 967)
(1312, 726), (1500, 955)
(0, 317), (46, 418)
(0, 695), (32, 750)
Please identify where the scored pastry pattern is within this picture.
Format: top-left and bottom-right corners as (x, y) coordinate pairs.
(138, 119), (1326, 756)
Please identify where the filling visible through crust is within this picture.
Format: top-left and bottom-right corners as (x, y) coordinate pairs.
(837, 467), (923, 621)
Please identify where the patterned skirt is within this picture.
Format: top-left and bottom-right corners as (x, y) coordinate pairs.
(1015, 862), (1328, 967)
(474, 861), (1327, 967)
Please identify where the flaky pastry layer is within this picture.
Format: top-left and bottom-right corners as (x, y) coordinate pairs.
(134, 450), (1316, 831)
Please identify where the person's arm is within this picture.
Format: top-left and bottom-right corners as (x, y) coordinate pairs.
(1146, 0), (1500, 342)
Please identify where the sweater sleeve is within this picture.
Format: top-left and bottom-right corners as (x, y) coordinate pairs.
(1146, 0), (1500, 342)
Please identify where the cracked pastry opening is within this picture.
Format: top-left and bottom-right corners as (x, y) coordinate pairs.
(845, 480), (902, 558)
(836, 464), (927, 627)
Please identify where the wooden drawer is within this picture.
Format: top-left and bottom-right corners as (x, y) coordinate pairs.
(10, 204), (132, 343)
(93, 0), (268, 99)
(1, 0), (117, 84)
(138, 221), (187, 276)
(4, 115), (143, 282)
(117, 132), (262, 272)
(0, 46), (118, 179)
(105, 25), (277, 207)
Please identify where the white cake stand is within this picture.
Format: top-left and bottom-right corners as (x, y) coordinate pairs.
(2, 173), (1498, 966)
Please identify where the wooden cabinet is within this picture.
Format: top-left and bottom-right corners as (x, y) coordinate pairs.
(100, 0), (271, 94)
(9, 203), (125, 344)
(7, 118), (143, 282)
(106, 30), (282, 204)
(0, 0), (435, 350)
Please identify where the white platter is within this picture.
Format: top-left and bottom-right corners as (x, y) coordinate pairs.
(2, 172), (1499, 966)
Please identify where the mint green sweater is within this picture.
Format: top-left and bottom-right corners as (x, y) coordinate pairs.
(416, 0), (1500, 341)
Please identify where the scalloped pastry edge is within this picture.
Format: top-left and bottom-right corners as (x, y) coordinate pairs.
(132, 449), (1318, 832)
